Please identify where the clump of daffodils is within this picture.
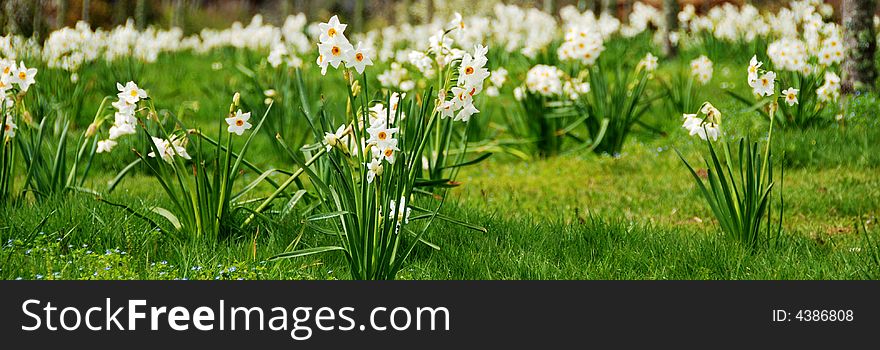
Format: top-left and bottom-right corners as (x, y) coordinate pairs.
(377, 62), (415, 91)
(816, 71), (840, 103)
(523, 65), (565, 97)
(315, 15), (373, 75)
(682, 102), (722, 141)
(518, 64), (589, 101)
(557, 21), (605, 66)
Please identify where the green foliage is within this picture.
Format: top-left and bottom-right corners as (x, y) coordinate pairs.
(678, 106), (782, 250)
(579, 62), (652, 155)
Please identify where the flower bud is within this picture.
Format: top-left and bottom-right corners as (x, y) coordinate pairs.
(86, 122), (99, 137)
(351, 80), (361, 97)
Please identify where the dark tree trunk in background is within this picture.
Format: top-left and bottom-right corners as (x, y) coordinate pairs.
(32, 0), (46, 39)
(136, 0), (147, 29)
(399, 0), (411, 24)
(56, 0), (68, 28)
(604, 0), (617, 16)
(663, 0), (679, 57)
(112, 0), (127, 26)
(425, 0), (434, 24)
(82, 0), (90, 22)
(171, 0), (184, 28)
(543, 0), (555, 14)
(591, 0), (601, 15)
(842, 0), (878, 93)
(282, 0), (291, 16)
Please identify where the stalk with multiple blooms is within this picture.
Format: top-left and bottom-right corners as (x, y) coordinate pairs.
(268, 15), (486, 280)
(677, 56), (785, 250)
(1, 58), (38, 202)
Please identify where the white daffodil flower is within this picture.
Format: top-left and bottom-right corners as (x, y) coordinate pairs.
(10, 62), (37, 92)
(782, 87), (799, 106)
(366, 158), (383, 184)
(225, 109), (252, 135)
(96, 139), (118, 153)
(117, 81), (147, 104)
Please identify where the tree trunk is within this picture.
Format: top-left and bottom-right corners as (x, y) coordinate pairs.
(281, 0), (291, 16)
(604, 0), (617, 16)
(425, 0), (434, 24)
(663, 0), (679, 57)
(543, 0), (555, 14)
(81, 0), (90, 22)
(591, 0), (601, 15)
(171, 0), (184, 28)
(32, 0), (45, 39)
(112, 0), (127, 26)
(56, 0), (68, 28)
(136, 0), (147, 30)
(841, 0), (878, 93)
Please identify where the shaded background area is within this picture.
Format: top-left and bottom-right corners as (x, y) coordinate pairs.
(0, 0), (848, 39)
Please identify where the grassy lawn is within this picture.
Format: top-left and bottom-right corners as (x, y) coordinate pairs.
(2, 118), (878, 280)
(2, 49), (879, 280)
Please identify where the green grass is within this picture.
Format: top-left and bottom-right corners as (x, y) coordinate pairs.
(1, 51), (879, 280)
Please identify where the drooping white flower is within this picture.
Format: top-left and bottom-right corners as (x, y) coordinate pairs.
(388, 196), (411, 225)
(682, 113), (720, 141)
(365, 158), (383, 184)
(225, 109), (252, 135)
(323, 124), (348, 152)
(148, 135), (191, 163)
(108, 122), (137, 140)
(96, 139), (118, 153)
(2, 115), (16, 140)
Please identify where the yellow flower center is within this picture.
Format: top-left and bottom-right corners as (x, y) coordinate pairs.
(236, 119), (244, 126)
(465, 66), (474, 75)
(328, 28), (337, 37)
(384, 149), (393, 157)
(19, 72), (26, 80)
(331, 46), (341, 56)
(130, 90), (138, 97)
(356, 53), (364, 62)
(377, 131), (387, 140)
